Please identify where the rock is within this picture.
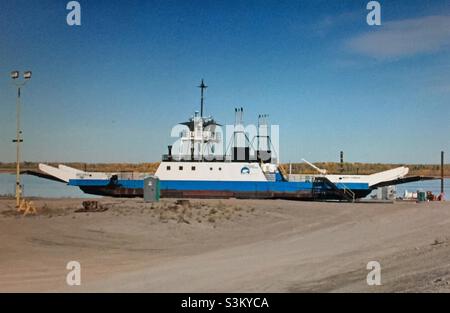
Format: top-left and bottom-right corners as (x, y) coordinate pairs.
(76, 200), (108, 213)
(175, 200), (190, 207)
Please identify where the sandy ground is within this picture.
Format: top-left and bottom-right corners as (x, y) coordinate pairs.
(1, 197), (450, 292)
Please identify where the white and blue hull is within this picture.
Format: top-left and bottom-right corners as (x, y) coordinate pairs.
(68, 178), (372, 199)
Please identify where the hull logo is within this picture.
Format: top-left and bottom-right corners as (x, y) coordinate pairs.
(241, 167), (250, 174)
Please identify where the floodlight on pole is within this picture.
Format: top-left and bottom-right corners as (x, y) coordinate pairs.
(11, 70), (32, 208)
(11, 71), (19, 80)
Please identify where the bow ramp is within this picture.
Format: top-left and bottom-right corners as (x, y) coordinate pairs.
(38, 163), (110, 183)
(58, 164), (85, 175)
(366, 167), (409, 188)
(38, 164), (73, 183)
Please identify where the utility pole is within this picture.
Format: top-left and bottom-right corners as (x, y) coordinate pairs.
(15, 86), (22, 208)
(441, 151), (445, 196)
(10, 71), (32, 208)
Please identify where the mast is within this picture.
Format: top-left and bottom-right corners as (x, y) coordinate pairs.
(198, 79), (207, 118)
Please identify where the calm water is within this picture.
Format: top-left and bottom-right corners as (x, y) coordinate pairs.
(365, 178), (450, 199)
(0, 173), (98, 198)
(390, 178), (449, 198)
(0, 173), (448, 199)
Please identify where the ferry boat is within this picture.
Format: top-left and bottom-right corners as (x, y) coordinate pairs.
(33, 80), (423, 201)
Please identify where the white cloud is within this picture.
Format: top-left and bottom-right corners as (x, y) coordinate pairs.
(345, 15), (450, 59)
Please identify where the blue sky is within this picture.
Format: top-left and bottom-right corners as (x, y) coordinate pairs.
(0, 0), (449, 164)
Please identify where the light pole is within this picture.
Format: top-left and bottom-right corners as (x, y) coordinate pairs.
(10, 70), (32, 208)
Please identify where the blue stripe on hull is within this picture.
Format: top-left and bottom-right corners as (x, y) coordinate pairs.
(69, 179), (369, 192)
(161, 181), (368, 191)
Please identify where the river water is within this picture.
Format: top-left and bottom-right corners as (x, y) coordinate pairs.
(392, 178), (449, 197)
(0, 173), (97, 198)
(0, 173), (448, 199)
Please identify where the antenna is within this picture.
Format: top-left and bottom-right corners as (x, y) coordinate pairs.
(198, 79), (208, 118)
(257, 114), (269, 151)
(234, 107), (243, 125)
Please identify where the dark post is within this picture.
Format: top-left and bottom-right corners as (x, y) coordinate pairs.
(340, 151), (344, 173)
(441, 151), (444, 195)
(168, 145), (173, 161)
(198, 79), (207, 118)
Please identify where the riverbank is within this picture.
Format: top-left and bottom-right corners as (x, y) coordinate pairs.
(0, 162), (449, 177)
(1, 197), (450, 292)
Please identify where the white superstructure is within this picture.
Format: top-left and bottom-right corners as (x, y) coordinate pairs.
(155, 162), (267, 181)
